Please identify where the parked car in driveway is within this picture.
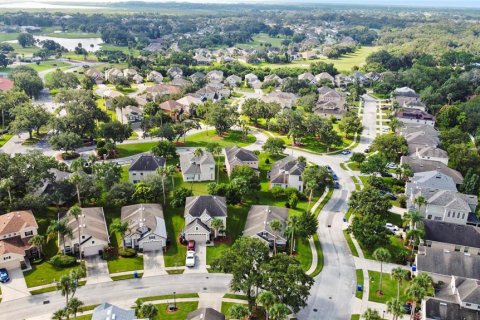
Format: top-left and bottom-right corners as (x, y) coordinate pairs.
(341, 150), (351, 155)
(0, 268), (9, 283)
(186, 251), (196, 267)
(332, 173), (338, 180)
(379, 190), (397, 200)
(385, 223), (399, 233)
(187, 240), (196, 252)
(386, 162), (397, 169)
(381, 172), (393, 177)
(333, 181), (340, 189)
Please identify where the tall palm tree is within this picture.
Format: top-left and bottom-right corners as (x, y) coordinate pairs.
(256, 290), (276, 320)
(210, 218), (224, 239)
(166, 165), (177, 188)
(387, 298), (404, 320)
(391, 267), (410, 300)
(109, 218), (129, 248)
(47, 219), (73, 254)
(373, 247), (391, 294)
(0, 177), (14, 208)
(268, 303), (289, 320)
(362, 308), (382, 320)
(156, 166), (169, 205)
(269, 219), (282, 255)
(69, 206), (83, 260)
(414, 272), (433, 291)
(229, 304), (249, 320)
(69, 172), (84, 206)
(403, 210), (422, 230)
(406, 228), (425, 255)
(67, 297), (84, 320)
(406, 283), (427, 320)
(414, 196), (426, 211)
(57, 274), (74, 306)
(190, 148), (204, 191)
(29, 234), (45, 259)
(52, 308), (68, 320)
(286, 215), (299, 255)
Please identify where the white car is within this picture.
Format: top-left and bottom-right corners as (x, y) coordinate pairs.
(385, 223), (399, 233)
(386, 163), (397, 169)
(185, 251), (196, 267)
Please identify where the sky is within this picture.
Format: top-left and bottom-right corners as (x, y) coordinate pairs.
(0, 0), (479, 8)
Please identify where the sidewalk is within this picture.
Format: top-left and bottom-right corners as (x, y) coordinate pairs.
(306, 188), (330, 275)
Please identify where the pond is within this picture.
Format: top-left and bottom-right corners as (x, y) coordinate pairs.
(33, 36), (104, 52)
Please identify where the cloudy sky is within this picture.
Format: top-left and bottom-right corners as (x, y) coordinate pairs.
(1, 0), (479, 8)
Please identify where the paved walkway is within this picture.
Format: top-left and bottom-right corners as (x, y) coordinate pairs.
(306, 188), (330, 275)
(85, 256), (112, 285)
(198, 292), (224, 311)
(0, 267), (30, 302)
(143, 251), (168, 277)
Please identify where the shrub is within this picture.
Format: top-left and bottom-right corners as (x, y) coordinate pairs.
(96, 140), (106, 148)
(288, 193), (299, 209)
(271, 186), (285, 199)
(285, 202), (290, 208)
(265, 158), (270, 164)
(97, 147), (108, 158)
(102, 245), (117, 260)
(49, 254), (77, 268)
(119, 247), (137, 258)
(397, 195), (407, 208)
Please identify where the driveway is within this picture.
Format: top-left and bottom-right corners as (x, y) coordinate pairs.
(184, 241), (207, 274)
(143, 251), (167, 277)
(0, 267), (30, 302)
(85, 256), (111, 284)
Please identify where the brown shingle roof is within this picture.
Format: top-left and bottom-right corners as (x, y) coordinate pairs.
(0, 211), (38, 236)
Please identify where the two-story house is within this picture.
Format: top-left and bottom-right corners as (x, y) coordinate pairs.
(400, 156), (463, 185)
(179, 151), (215, 182)
(313, 86), (347, 119)
(406, 171), (458, 195)
(62, 207), (110, 257)
(128, 154), (166, 184)
(0, 211), (38, 269)
(243, 206), (288, 248)
(269, 156), (306, 192)
(121, 203), (167, 252)
(396, 108), (435, 126)
(183, 196), (227, 242)
(392, 87), (426, 111)
(206, 70), (224, 83)
(224, 146), (259, 177)
(261, 91), (297, 109)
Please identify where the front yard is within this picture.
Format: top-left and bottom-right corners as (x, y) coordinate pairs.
(107, 256), (144, 274)
(153, 302), (199, 320)
(368, 270), (410, 304)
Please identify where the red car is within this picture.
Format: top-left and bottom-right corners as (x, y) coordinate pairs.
(187, 240), (196, 251)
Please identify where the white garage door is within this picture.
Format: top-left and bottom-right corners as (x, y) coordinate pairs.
(142, 240), (163, 252)
(186, 233), (209, 242)
(83, 244), (105, 257)
(0, 259), (20, 269)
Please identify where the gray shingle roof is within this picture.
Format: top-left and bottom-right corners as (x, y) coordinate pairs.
(400, 156), (463, 184)
(270, 156), (305, 184)
(184, 196), (227, 218)
(129, 154), (166, 172)
(92, 303), (136, 320)
(187, 308), (225, 320)
(425, 298), (480, 320)
(225, 146), (258, 163)
(64, 207), (109, 245)
(180, 151), (215, 175)
(406, 171), (458, 194)
(456, 277), (480, 304)
(424, 220), (480, 248)
(121, 203), (166, 240)
(413, 189), (477, 212)
(417, 247), (480, 280)
(243, 205), (288, 242)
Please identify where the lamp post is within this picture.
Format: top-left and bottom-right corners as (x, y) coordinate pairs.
(382, 310), (385, 319)
(173, 291), (176, 310)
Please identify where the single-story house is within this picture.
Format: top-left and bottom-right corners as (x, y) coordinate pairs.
(187, 308), (225, 320)
(183, 196), (227, 241)
(128, 154), (166, 184)
(92, 303), (138, 320)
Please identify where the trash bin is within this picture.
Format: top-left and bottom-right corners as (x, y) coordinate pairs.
(134, 271), (139, 278)
(357, 284), (363, 292)
(343, 217), (347, 222)
(411, 264), (417, 272)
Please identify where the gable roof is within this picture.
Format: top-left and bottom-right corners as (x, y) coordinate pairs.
(406, 171), (458, 194)
(184, 218), (211, 234)
(455, 277), (480, 304)
(417, 247), (480, 280)
(225, 146), (258, 164)
(64, 207), (109, 244)
(179, 151), (215, 175)
(159, 100), (183, 113)
(92, 303), (136, 320)
(423, 220), (480, 248)
(400, 156), (463, 184)
(270, 156), (306, 184)
(187, 308), (225, 320)
(129, 154), (166, 172)
(184, 196), (227, 219)
(425, 297), (480, 320)
(0, 211), (37, 236)
(121, 203), (166, 240)
(243, 206), (288, 241)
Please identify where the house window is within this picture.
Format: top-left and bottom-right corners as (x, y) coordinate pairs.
(466, 303), (471, 306)
(195, 227), (199, 231)
(92, 241), (95, 244)
(462, 213), (465, 220)
(426, 241), (432, 247)
(455, 245), (461, 252)
(149, 235), (155, 240)
(82, 235), (85, 239)
(457, 212), (461, 218)
(447, 212), (450, 218)
(140, 173), (144, 176)
(25, 230), (33, 236)
(464, 247), (469, 253)
(132, 173), (136, 176)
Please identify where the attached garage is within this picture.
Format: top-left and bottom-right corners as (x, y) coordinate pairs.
(141, 240), (164, 252)
(185, 233), (209, 242)
(82, 244), (105, 257)
(0, 257), (21, 269)
(184, 219), (211, 242)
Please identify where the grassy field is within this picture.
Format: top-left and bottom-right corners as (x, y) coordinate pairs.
(107, 255), (144, 274)
(356, 269), (364, 299)
(236, 33), (286, 49)
(0, 33), (19, 42)
(44, 32), (101, 39)
(137, 293), (199, 303)
(368, 270), (410, 304)
(153, 302), (199, 320)
(0, 134), (12, 148)
(27, 61), (71, 72)
(343, 230), (359, 257)
(23, 262), (81, 288)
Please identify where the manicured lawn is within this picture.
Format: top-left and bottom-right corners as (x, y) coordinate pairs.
(355, 269), (364, 299)
(223, 293), (248, 300)
(368, 270), (410, 304)
(164, 206), (188, 267)
(116, 141), (158, 158)
(153, 302), (199, 320)
(111, 273), (143, 281)
(138, 293), (199, 303)
(0, 134), (12, 147)
(27, 61), (71, 72)
(351, 315), (360, 320)
(309, 234), (324, 277)
(236, 33), (286, 49)
(97, 98), (117, 121)
(347, 161), (361, 171)
(296, 237), (312, 272)
(24, 261), (81, 288)
(222, 302), (247, 319)
(343, 230), (359, 257)
(0, 33), (19, 42)
(184, 130), (255, 148)
(107, 256), (144, 274)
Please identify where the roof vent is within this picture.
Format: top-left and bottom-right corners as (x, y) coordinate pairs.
(443, 249), (450, 253)
(465, 253), (471, 257)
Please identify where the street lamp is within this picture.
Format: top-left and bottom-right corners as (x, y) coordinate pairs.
(173, 291), (176, 310)
(382, 310), (385, 319)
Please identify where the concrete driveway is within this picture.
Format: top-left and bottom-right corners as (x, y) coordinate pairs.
(184, 241), (207, 273)
(143, 251), (167, 277)
(0, 267), (30, 302)
(85, 256), (111, 284)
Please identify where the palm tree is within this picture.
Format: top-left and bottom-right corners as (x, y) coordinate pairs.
(52, 308), (68, 320)
(0, 177), (14, 208)
(109, 218), (129, 248)
(256, 290), (276, 320)
(269, 219), (282, 255)
(403, 210), (422, 230)
(190, 148), (204, 190)
(286, 215), (299, 255)
(133, 300), (143, 317)
(414, 196), (426, 211)
(229, 304), (249, 320)
(269, 303), (289, 320)
(362, 308), (382, 320)
(167, 165), (177, 188)
(387, 298), (404, 320)
(210, 218), (224, 239)
(57, 274), (74, 306)
(156, 166), (169, 205)
(139, 303), (158, 319)
(69, 172), (84, 206)
(47, 219), (73, 254)
(391, 267), (410, 300)
(373, 247), (391, 295)
(406, 228), (425, 255)
(67, 297), (84, 320)
(69, 206), (83, 260)
(414, 272), (433, 291)
(29, 234), (45, 259)
(406, 282), (427, 320)
(213, 145), (222, 183)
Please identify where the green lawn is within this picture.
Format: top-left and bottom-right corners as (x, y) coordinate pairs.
(221, 302), (247, 319)
(236, 33), (286, 49)
(26, 61), (71, 72)
(0, 33), (19, 42)
(107, 256), (144, 274)
(351, 315), (360, 320)
(309, 234), (324, 278)
(0, 134), (12, 147)
(296, 237), (312, 272)
(111, 272), (143, 281)
(44, 32), (101, 39)
(223, 293), (248, 300)
(24, 261), (81, 288)
(368, 270), (410, 304)
(347, 162), (361, 171)
(343, 230), (359, 257)
(138, 293), (199, 303)
(153, 302), (199, 320)
(96, 98), (117, 121)
(356, 269), (364, 299)
(184, 130), (256, 149)
(116, 141), (158, 158)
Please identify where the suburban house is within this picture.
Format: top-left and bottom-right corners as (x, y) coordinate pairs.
(121, 203), (167, 252)
(244, 73), (258, 84)
(84, 68), (104, 83)
(128, 154), (166, 184)
(261, 91), (297, 109)
(62, 207), (109, 257)
(365, 72), (382, 82)
(398, 123), (440, 153)
(206, 70), (224, 83)
(264, 74), (283, 84)
(406, 188), (477, 225)
(105, 68), (124, 83)
(123, 68), (138, 80)
(159, 100), (184, 116)
(405, 171), (458, 196)
(298, 72), (315, 83)
(411, 146), (449, 165)
(224, 146), (259, 176)
(183, 196), (227, 241)
(314, 72), (334, 86)
(422, 220), (480, 253)
(396, 108), (435, 126)
(334, 74), (351, 88)
(269, 156), (306, 192)
(145, 84), (182, 101)
(187, 308), (225, 320)
(422, 277), (480, 320)
(121, 105), (143, 124)
(171, 77), (192, 88)
(313, 86), (347, 119)
(167, 66), (183, 78)
(35, 168), (72, 198)
(190, 72), (206, 83)
(392, 87), (426, 111)
(92, 303), (138, 320)
(243, 205), (288, 247)
(179, 151), (215, 182)
(400, 156), (463, 184)
(146, 71), (163, 83)
(224, 75), (242, 87)
(0, 211), (38, 269)
(176, 95), (203, 111)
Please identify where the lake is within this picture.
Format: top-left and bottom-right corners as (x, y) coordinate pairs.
(33, 36), (104, 52)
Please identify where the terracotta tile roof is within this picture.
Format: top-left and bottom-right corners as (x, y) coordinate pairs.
(0, 211), (38, 236)
(0, 236), (32, 255)
(0, 77), (14, 91)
